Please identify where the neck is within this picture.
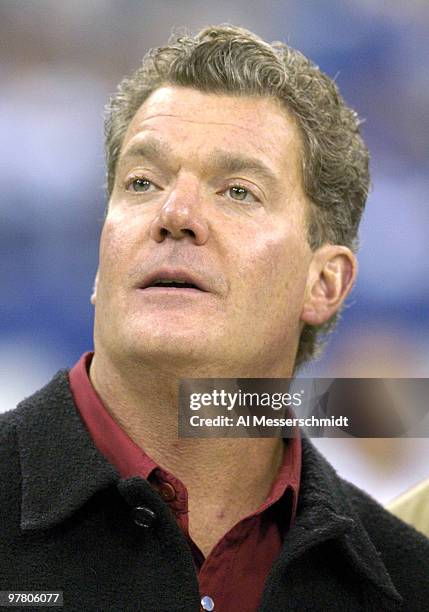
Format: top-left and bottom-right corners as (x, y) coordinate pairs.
(89, 350), (290, 505)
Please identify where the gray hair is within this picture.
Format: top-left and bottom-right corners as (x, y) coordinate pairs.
(104, 24), (370, 369)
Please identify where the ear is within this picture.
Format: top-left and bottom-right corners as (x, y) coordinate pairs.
(90, 270), (99, 306)
(300, 245), (357, 326)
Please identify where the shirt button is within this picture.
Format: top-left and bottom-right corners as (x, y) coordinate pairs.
(200, 595), (215, 611)
(158, 482), (176, 502)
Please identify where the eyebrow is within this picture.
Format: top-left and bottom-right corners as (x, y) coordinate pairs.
(119, 138), (280, 190)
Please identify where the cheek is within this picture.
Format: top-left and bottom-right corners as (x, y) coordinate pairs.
(98, 212), (137, 276)
(96, 224), (135, 307)
(234, 234), (310, 314)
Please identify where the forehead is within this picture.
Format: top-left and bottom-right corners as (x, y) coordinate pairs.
(120, 86), (303, 176)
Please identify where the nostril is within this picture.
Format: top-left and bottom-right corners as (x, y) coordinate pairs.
(157, 227), (197, 238)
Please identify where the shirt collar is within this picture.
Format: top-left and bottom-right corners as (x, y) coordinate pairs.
(69, 351), (158, 479)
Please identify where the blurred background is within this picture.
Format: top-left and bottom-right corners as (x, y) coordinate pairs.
(1, 0), (428, 505)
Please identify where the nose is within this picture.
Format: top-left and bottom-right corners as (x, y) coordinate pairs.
(149, 176), (209, 245)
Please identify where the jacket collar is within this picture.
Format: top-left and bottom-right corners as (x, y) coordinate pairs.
(279, 435), (402, 608)
(15, 370), (401, 608)
(15, 370), (120, 531)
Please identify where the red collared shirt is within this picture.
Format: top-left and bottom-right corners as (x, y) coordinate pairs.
(69, 352), (301, 612)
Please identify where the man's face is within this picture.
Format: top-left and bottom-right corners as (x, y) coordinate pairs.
(92, 86), (314, 376)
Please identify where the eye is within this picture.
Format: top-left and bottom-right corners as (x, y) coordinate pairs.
(227, 184), (258, 203)
(127, 177), (156, 193)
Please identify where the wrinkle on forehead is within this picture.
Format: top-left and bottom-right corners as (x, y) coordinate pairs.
(132, 85), (299, 134)
(138, 113), (257, 133)
(129, 114), (294, 162)
(123, 87), (303, 178)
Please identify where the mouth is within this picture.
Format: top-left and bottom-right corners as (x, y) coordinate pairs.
(139, 271), (210, 294)
(142, 281), (203, 294)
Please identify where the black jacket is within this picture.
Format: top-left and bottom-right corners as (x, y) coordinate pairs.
(1, 370), (428, 611)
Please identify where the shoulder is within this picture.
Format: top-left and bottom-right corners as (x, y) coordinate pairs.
(0, 369), (73, 513)
(0, 403), (24, 528)
(0, 369), (71, 467)
(342, 477), (429, 588)
(1, 369), (71, 420)
(0, 408), (19, 462)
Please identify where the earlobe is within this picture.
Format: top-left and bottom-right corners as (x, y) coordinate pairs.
(300, 245), (357, 326)
(90, 271), (99, 306)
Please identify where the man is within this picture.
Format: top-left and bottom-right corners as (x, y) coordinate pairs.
(1, 25), (428, 612)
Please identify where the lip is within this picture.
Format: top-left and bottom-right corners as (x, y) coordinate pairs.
(139, 286), (205, 295)
(139, 268), (211, 293)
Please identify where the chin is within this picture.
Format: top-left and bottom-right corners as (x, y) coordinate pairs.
(122, 328), (216, 363)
